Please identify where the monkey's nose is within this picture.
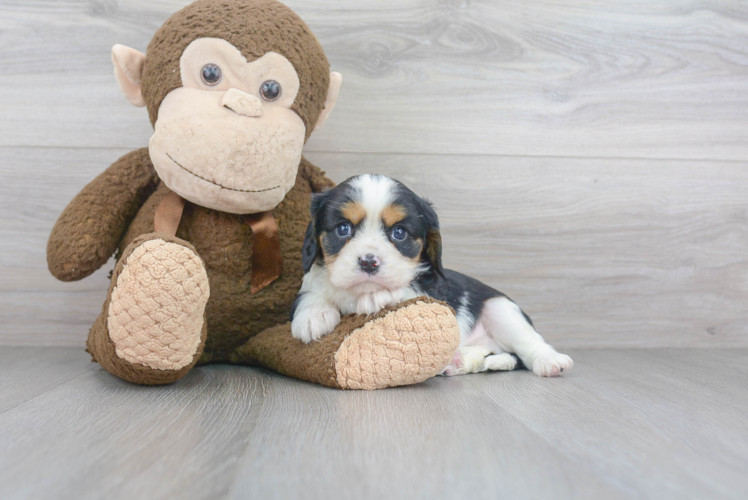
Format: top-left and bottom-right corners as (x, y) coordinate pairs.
(222, 88), (263, 117)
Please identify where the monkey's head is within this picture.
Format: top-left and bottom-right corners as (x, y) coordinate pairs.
(111, 0), (341, 214)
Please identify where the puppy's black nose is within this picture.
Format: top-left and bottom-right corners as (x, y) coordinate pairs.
(358, 254), (380, 274)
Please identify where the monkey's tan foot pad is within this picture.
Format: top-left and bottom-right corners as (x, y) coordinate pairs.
(107, 236), (210, 372)
(234, 297), (460, 390)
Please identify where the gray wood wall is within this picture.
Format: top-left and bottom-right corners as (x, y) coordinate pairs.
(1, 0), (746, 348)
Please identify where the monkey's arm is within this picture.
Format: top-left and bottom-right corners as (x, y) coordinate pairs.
(299, 156), (336, 193)
(48, 148), (159, 282)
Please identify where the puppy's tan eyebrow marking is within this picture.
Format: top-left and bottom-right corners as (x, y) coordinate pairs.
(382, 204), (407, 227)
(320, 233), (335, 263)
(410, 238), (424, 261)
(426, 229), (442, 267)
(341, 201), (366, 225)
(320, 232), (350, 266)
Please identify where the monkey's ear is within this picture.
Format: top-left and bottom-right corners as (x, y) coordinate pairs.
(314, 72), (342, 131)
(112, 44), (147, 107)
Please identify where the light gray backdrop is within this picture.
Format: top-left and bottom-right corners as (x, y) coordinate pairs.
(1, 0), (746, 348)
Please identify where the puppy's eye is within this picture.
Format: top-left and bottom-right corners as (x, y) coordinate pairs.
(260, 80), (282, 101)
(336, 223), (351, 237)
(391, 226), (407, 241)
(201, 64), (222, 86)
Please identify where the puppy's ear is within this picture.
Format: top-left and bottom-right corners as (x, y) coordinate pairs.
(301, 221), (317, 273)
(426, 228), (444, 277)
(302, 191), (332, 273)
(418, 197), (444, 277)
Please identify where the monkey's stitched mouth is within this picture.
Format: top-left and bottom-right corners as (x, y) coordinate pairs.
(165, 153), (281, 193)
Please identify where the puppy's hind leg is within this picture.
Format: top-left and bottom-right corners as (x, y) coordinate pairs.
(441, 346), (492, 376)
(440, 348), (517, 376)
(484, 353), (518, 371)
(482, 297), (573, 377)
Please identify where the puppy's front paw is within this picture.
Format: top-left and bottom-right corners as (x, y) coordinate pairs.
(532, 351), (573, 377)
(291, 304), (341, 343)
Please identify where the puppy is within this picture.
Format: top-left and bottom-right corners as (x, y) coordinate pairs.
(291, 174), (573, 377)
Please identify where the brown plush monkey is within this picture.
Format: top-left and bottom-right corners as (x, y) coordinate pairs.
(47, 0), (459, 389)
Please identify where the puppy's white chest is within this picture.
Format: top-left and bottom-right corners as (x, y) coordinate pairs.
(349, 287), (421, 315)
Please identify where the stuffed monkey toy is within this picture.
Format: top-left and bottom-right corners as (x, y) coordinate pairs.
(47, 0), (460, 390)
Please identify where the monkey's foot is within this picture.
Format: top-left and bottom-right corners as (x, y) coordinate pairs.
(233, 297), (460, 390)
(87, 233), (210, 385)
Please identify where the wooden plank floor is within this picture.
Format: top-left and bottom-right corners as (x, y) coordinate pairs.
(1, 2), (746, 497)
(3, 1), (748, 160)
(1, 347), (746, 500)
(4, 147), (747, 348)
(2, 0), (748, 348)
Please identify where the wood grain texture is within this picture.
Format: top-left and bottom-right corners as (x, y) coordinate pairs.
(0, 347), (94, 414)
(1, 1), (747, 159)
(310, 152), (748, 348)
(4, 146), (745, 347)
(229, 362), (626, 500)
(474, 348), (748, 499)
(0, 347), (746, 500)
(2, 2), (746, 497)
(0, 349), (270, 500)
(0, 146), (129, 344)
(1, 0), (746, 347)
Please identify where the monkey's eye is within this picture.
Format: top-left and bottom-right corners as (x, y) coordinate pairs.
(391, 226), (407, 241)
(201, 64), (222, 86)
(260, 80), (282, 101)
(336, 223), (351, 238)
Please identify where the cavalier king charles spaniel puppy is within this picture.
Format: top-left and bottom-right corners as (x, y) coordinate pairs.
(291, 174), (573, 377)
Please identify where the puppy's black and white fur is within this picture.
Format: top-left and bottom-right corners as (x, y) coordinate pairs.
(291, 174), (573, 377)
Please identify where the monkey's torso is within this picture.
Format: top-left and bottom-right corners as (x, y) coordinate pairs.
(119, 149), (332, 362)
